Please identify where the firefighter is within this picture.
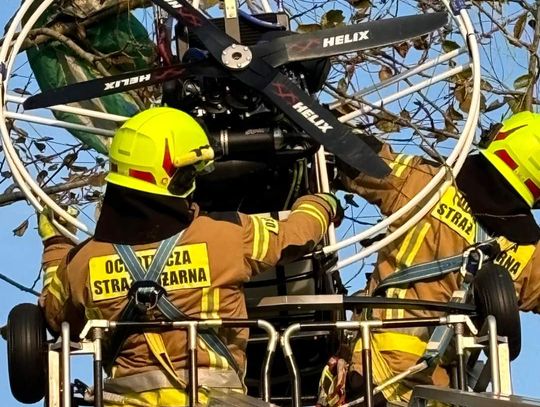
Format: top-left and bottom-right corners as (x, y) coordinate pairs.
(335, 111), (540, 405)
(39, 107), (343, 406)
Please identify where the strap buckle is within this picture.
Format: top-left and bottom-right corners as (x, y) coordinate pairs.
(128, 281), (166, 313)
(460, 247), (485, 278)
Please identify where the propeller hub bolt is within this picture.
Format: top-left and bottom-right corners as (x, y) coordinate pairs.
(221, 44), (253, 70)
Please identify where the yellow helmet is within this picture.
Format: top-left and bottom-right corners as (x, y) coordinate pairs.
(106, 107), (214, 198)
(480, 111), (540, 207)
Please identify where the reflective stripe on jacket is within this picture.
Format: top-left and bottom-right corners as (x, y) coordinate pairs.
(340, 144), (540, 402)
(41, 195), (333, 381)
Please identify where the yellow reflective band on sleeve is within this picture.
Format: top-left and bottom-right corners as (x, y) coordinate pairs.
(88, 244), (211, 302)
(390, 154), (414, 178)
(385, 221), (431, 319)
(293, 203), (328, 233)
(251, 216), (261, 260)
(431, 186), (476, 244)
(395, 221), (431, 269)
(255, 216), (279, 235)
(48, 272), (67, 304)
(372, 332), (427, 357)
(495, 236), (536, 281)
(249, 216), (270, 262)
(43, 265), (58, 289)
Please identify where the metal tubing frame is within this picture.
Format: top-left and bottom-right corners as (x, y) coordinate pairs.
(338, 63), (472, 122)
(61, 322), (71, 407)
(360, 323), (374, 407)
(187, 323), (199, 406)
(455, 322), (467, 391)
(1, 0), (481, 267)
(281, 315), (480, 407)
(329, 47), (467, 109)
(6, 94), (128, 122)
(74, 318), (278, 406)
(460, 315), (513, 395)
(487, 315), (501, 395)
(92, 327), (104, 407)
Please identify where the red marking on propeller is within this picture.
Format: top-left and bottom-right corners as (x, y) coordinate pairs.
(289, 38), (321, 54)
(154, 67), (186, 82)
(179, 8), (203, 28)
(271, 82), (299, 105)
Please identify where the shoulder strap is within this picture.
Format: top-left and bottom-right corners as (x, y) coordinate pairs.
(106, 231), (240, 375)
(113, 232), (181, 281)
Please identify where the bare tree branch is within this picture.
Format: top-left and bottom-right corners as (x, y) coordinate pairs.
(0, 272), (39, 297)
(1, 0), (152, 51)
(24, 27), (146, 109)
(525, 3), (540, 110)
(0, 176), (103, 206)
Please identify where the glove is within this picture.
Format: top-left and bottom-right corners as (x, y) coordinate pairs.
(38, 206), (79, 242)
(315, 193), (345, 227)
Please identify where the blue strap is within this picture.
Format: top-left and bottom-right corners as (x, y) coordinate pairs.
(475, 222), (489, 243)
(156, 296), (239, 370)
(146, 234), (182, 281)
(373, 222), (494, 296)
(113, 232), (182, 282)
(111, 231), (240, 373)
(373, 255), (463, 296)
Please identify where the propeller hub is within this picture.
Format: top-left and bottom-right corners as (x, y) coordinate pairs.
(221, 44), (252, 70)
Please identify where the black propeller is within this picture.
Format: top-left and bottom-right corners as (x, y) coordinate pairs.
(23, 61), (225, 110)
(24, 0), (449, 177)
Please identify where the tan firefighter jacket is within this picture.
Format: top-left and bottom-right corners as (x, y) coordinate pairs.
(339, 144), (540, 403)
(40, 194), (335, 383)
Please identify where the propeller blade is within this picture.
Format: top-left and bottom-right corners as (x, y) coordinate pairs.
(148, 0), (234, 61)
(23, 61), (223, 110)
(257, 12), (449, 67)
(257, 71), (390, 177)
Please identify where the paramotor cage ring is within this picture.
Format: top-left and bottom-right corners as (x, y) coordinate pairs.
(0, 0), (481, 254)
(324, 0), (481, 270)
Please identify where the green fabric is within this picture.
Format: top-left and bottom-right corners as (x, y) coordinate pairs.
(26, 8), (155, 154)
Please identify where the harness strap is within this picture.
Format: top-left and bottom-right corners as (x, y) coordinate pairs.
(113, 232), (180, 281)
(104, 233), (182, 373)
(144, 332), (187, 388)
(373, 223), (493, 296)
(106, 231), (239, 377)
(420, 223), (492, 365)
(373, 255), (463, 296)
(155, 293), (239, 371)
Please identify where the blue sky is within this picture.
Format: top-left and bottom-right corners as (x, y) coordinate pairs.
(0, 1), (540, 406)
